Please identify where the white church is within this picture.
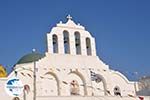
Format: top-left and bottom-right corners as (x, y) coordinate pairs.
(0, 15), (142, 100)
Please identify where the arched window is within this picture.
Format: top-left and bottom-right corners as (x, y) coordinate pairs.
(70, 80), (80, 95)
(52, 34), (58, 53)
(86, 38), (92, 55)
(23, 85), (30, 100)
(13, 97), (20, 100)
(65, 71), (87, 96)
(74, 32), (81, 55)
(114, 86), (121, 96)
(63, 31), (70, 54)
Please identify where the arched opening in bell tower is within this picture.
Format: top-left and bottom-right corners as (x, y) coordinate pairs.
(52, 34), (58, 53)
(86, 38), (92, 55)
(63, 31), (70, 54)
(74, 32), (81, 55)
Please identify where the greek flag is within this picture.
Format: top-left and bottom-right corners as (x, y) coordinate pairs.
(90, 71), (102, 83)
(90, 71), (97, 81)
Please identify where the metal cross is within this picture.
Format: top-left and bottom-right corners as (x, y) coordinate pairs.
(67, 14), (72, 20)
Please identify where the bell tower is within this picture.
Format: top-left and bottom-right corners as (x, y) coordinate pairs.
(47, 15), (96, 56)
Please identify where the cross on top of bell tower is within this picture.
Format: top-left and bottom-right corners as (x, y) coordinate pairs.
(57, 15), (85, 30)
(67, 14), (72, 20)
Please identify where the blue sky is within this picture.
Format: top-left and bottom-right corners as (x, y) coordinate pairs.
(0, 0), (150, 80)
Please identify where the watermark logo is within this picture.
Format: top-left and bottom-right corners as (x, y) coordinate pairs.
(5, 77), (23, 97)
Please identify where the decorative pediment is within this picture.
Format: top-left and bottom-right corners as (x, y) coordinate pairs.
(56, 15), (85, 30)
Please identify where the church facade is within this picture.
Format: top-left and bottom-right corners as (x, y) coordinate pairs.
(0, 15), (140, 100)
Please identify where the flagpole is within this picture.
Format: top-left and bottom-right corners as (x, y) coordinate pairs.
(32, 49), (36, 100)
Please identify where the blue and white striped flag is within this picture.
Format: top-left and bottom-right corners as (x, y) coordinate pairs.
(90, 71), (102, 83)
(90, 71), (97, 81)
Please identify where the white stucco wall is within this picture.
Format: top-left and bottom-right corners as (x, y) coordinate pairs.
(0, 16), (140, 100)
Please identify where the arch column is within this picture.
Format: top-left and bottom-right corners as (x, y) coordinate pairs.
(80, 35), (86, 56)
(69, 31), (76, 55)
(91, 38), (96, 56)
(47, 34), (53, 53)
(57, 33), (64, 54)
